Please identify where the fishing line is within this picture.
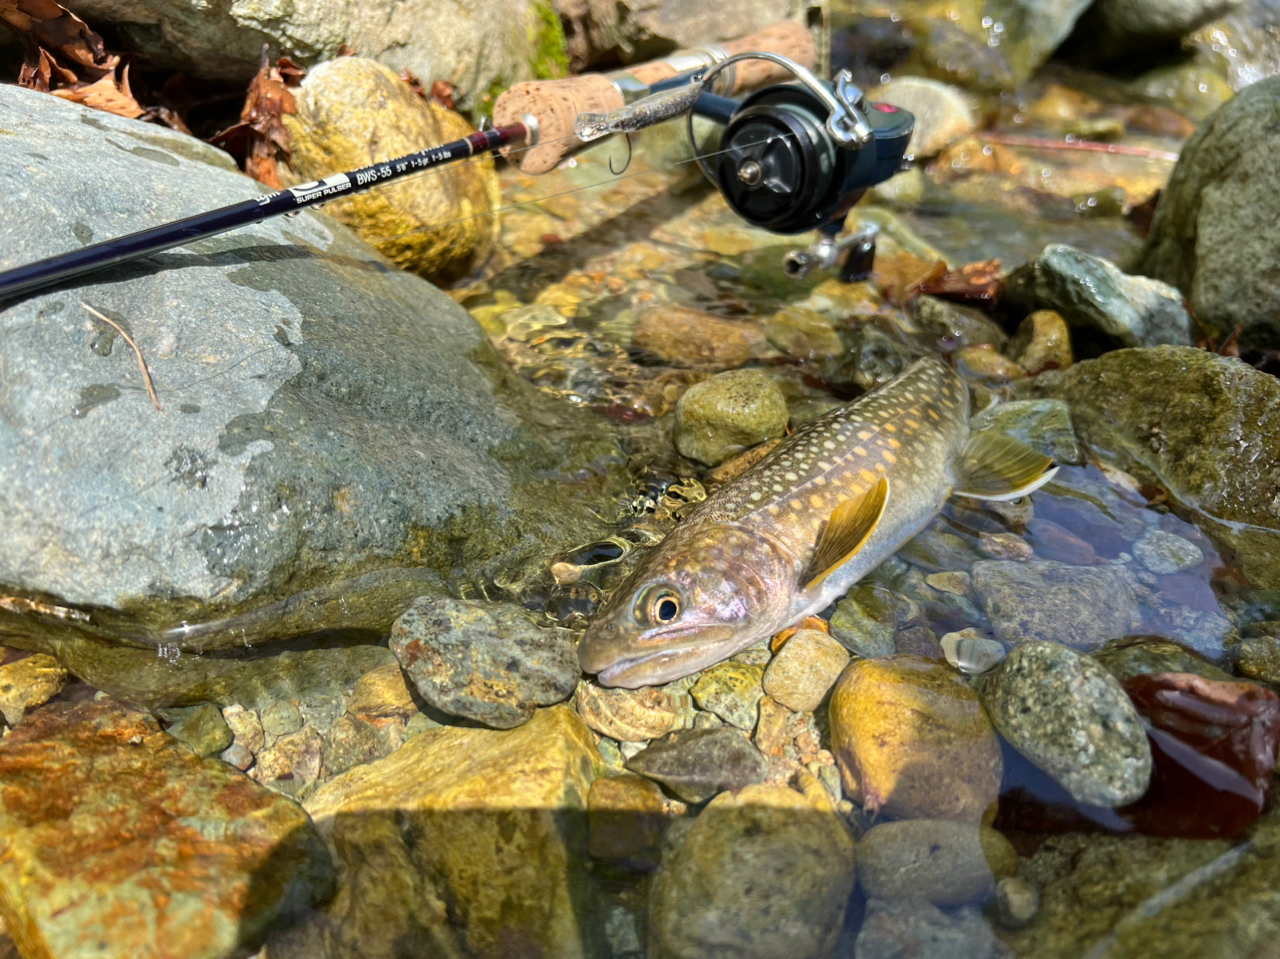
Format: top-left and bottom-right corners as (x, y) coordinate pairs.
(361, 130), (799, 244)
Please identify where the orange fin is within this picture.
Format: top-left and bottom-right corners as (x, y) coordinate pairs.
(802, 477), (888, 591)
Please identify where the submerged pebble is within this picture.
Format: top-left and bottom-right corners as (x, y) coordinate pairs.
(857, 819), (1018, 906)
(973, 560), (1140, 649)
(1008, 310), (1073, 374)
(980, 640), (1152, 807)
(1091, 635), (1233, 683)
(990, 876), (1040, 930)
(1132, 529), (1205, 574)
(0, 653), (66, 727)
(829, 655), (1003, 823)
(648, 782), (856, 959)
(940, 631), (1007, 675)
(625, 727), (768, 804)
(762, 628), (851, 712)
(588, 772), (669, 867)
(157, 702), (233, 758)
(690, 662), (764, 731)
(828, 587), (899, 658)
(856, 897), (1000, 959)
(390, 596), (580, 729)
(632, 306), (768, 369)
(673, 369), (789, 466)
(576, 682), (694, 742)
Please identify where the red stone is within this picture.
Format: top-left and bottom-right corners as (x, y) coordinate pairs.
(1119, 672), (1280, 839)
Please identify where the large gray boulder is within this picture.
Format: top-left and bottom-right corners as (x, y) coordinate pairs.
(46, 0), (567, 108)
(1133, 75), (1280, 348)
(0, 85), (621, 696)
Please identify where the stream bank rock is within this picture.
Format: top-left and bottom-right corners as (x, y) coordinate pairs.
(1019, 346), (1280, 589)
(1003, 244), (1192, 350)
(648, 781), (856, 959)
(283, 58), (501, 283)
(0, 86), (623, 687)
(62, 0), (568, 107)
(0, 698), (334, 959)
(280, 705), (604, 959)
(1134, 75), (1280, 348)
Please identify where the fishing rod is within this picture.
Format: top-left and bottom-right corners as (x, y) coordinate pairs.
(0, 21), (914, 300)
(0, 122), (533, 301)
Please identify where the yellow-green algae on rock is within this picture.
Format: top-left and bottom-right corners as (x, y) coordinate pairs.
(281, 705), (605, 959)
(283, 57), (502, 284)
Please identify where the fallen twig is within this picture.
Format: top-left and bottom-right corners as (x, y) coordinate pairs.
(81, 302), (162, 410)
(976, 132), (1180, 162)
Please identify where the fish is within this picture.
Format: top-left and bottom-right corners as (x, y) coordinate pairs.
(578, 355), (1057, 688)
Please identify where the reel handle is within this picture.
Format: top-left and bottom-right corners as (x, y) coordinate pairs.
(492, 20), (815, 174)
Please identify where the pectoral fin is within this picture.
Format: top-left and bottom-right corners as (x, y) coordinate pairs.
(802, 477), (889, 590)
(955, 432), (1058, 502)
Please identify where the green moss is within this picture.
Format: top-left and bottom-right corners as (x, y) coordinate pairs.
(529, 0), (569, 80)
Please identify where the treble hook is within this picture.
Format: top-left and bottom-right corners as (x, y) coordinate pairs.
(609, 133), (633, 176)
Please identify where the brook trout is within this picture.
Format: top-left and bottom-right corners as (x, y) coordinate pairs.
(579, 356), (1056, 688)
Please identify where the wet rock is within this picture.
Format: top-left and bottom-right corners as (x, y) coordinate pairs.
(157, 702), (233, 757)
(222, 703), (266, 756)
(1026, 517), (1099, 565)
(1020, 347), (1280, 589)
(956, 347), (1026, 384)
(971, 399), (1082, 466)
(1133, 529), (1205, 574)
(1235, 634), (1280, 682)
(979, 640), (1152, 806)
(0, 85), (626, 657)
(0, 699), (333, 959)
(898, 525), (983, 573)
(575, 681), (694, 742)
(673, 369), (789, 466)
(252, 726), (325, 799)
(649, 781), (856, 959)
(1131, 62), (1236, 122)
(1092, 636), (1233, 683)
(978, 531), (1034, 561)
(1072, 0), (1245, 62)
(940, 631), (1006, 675)
(67, 0), (563, 104)
(1004, 245), (1192, 349)
(989, 876), (1040, 930)
(1006, 802), (1280, 958)
(763, 628), (851, 713)
(871, 77), (976, 158)
(855, 897), (999, 959)
(857, 820), (1018, 906)
(912, 295), (1009, 352)
(828, 586), (899, 658)
(625, 727), (768, 804)
(0, 654), (66, 727)
(1008, 309), (1074, 374)
(1139, 596), (1235, 658)
(632, 306), (770, 369)
(320, 714), (383, 777)
(972, 560), (1140, 650)
(344, 662), (419, 725)
(689, 662), (764, 731)
(823, 325), (914, 394)
(1118, 672), (1280, 838)
(829, 655), (1003, 823)
(260, 698), (304, 741)
(291, 705), (603, 959)
(390, 596), (580, 729)
(760, 306), (845, 360)
(298, 696), (345, 736)
(587, 772), (668, 867)
(284, 58), (499, 282)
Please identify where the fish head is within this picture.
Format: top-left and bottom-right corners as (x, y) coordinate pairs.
(578, 524), (789, 688)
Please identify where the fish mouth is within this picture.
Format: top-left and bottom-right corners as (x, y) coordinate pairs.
(587, 627), (744, 688)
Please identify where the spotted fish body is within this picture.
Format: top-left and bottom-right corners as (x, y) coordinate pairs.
(579, 356), (1054, 688)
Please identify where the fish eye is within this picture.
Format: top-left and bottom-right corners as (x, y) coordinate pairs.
(636, 586), (682, 626)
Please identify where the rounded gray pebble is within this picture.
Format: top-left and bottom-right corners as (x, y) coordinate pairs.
(990, 876), (1039, 930)
(979, 640), (1152, 807)
(1133, 529), (1204, 574)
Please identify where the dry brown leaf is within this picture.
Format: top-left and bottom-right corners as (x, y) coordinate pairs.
(2, 0), (111, 73)
(51, 62), (144, 118)
(210, 45), (301, 189)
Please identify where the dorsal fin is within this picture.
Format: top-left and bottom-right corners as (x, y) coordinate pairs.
(802, 477), (889, 591)
(955, 432), (1058, 502)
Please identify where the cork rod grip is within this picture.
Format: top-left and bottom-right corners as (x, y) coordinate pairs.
(492, 20), (816, 175)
